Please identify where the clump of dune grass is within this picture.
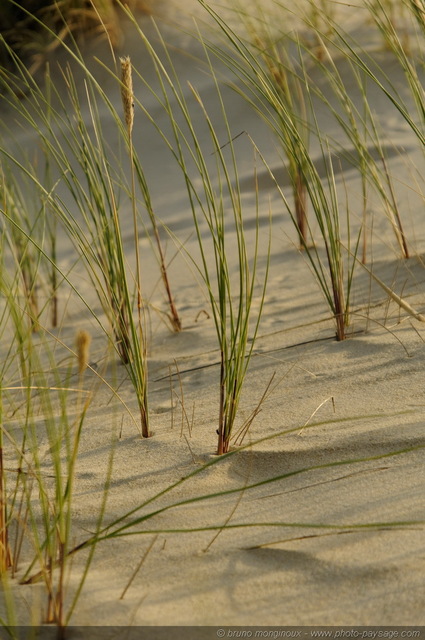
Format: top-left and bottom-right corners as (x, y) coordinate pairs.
(0, 25), (179, 441)
(187, 85), (270, 454)
(298, 0), (424, 265)
(242, 15), (310, 249)
(118, 16), (271, 453)
(119, 54), (182, 333)
(199, 1), (360, 340)
(0, 262), (116, 633)
(53, 65), (150, 436)
(0, 41), (152, 437)
(230, 0), (312, 246)
(288, 24), (410, 262)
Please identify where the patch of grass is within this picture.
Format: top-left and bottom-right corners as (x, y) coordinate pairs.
(199, 1), (361, 340)
(123, 18), (271, 453)
(239, 11), (310, 248)
(0, 262), (117, 633)
(0, 0), (424, 629)
(0, 43), (153, 436)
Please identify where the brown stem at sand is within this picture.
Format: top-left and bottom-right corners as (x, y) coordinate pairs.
(334, 290), (346, 341)
(218, 374), (239, 455)
(140, 403), (149, 439)
(335, 313), (345, 341)
(217, 353), (226, 455)
(324, 240), (346, 341)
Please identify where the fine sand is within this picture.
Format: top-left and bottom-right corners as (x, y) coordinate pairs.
(1, 0), (425, 634)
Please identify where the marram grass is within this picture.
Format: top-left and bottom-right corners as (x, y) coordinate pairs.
(0, 269), (117, 631)
(0, 0), (424, 630)
(119, 54), (182, 333)
(110, 9), (272, 454)
(198, 1), (359, 340)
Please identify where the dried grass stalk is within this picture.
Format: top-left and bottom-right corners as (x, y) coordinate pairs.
(120, 56), (134, 134)
(76, 330), (91, 375)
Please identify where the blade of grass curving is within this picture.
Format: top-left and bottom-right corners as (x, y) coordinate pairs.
(50, 410), (416, 554)
(68, 437), (425, 549)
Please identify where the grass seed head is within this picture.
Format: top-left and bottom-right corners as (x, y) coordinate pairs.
(76, 330), (91, 375)
(120, 56), (134, 133)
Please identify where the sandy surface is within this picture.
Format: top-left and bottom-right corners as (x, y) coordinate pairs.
(1, 0), (425, 634)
